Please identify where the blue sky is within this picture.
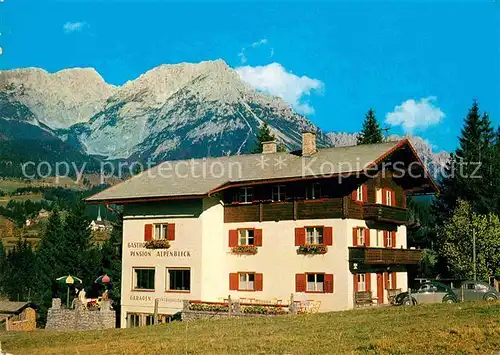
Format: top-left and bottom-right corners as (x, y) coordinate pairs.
(1, 1), (499, 152)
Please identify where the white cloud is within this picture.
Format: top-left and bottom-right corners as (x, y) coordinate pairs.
(63, 21), (87, 33)
(236, 62), (323, 115)
(238, 38), (272, 64)
(385, 97), (445, 132)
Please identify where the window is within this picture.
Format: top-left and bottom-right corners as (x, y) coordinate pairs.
(357, 274), (366, 292)
(356, 186), (363, 201)
(145, 315), (155, 326)
(306, 227), (324, 245)
(376, 188), (382, 204)
(128, 313), (141, 328)
(272, 185), (286, 202)
(238, 229), (255, 246)
(385, 231), (393, 248)
(372, 229), (383, 247)
(166, 268), (191, 292)
(357, 228), (365, 246)
(305, 183), (321, 200)
(154, 224), (168, 240)
(385, 189), (394, 206)
(239, 273), (255, 291)
(306, 273), (324, 292)
(239, 187), (254, 203)
(133, 268), (155, 290)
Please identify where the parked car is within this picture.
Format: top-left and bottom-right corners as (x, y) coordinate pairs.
(395, 282), (459, 305)
(453, 281), (500, 301)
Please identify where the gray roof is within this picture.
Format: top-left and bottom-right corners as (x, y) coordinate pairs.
(0, 301), (30, 314)
(87, 140), (427, 203)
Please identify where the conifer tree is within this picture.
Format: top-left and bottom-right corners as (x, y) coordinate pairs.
(3, 239), (36, 301)
(62, 198), (100, 286)
(434, 101), (495, 219)
(251, 122), (278, 153)
(34, 207), (65, 315)
(357, 109), (384, 144)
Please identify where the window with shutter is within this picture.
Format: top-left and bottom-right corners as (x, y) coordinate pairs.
(238, 273), (255, 291)
(167, 223), (175, 241)
(295, 228), (306, 246)
(323, 227), (333, 246)
(306, 273), (324, 292)
(229, 230), (238, 247)
(238, 229), (255, 246)
(306, 227), (323, 245)
(364, 229), (370, 247)
(324, 274), (334, 293)
(229, 273), (238, 290)
(254, 229), (263, 246)
(255, 273), (263, 291)
(295, 273), (306, 292)
(144, 224), (153, 241)
(391, 231), (396, 248)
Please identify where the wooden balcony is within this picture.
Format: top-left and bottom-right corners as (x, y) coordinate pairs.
(349, 247), (422, 266)
(363, 204), (408, 225)
(224, 199), (343, 223)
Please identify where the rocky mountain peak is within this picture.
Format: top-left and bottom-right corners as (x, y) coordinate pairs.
(0, 66), (116, 129)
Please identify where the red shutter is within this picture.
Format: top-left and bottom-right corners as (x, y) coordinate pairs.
(391, 272), (397, 289)
(229, 230), (238, 247)
(295, 274), (306, 292)
(324, 274), (334, 293)
(364, 229), (370, 247)
(383, 231), (388, 247)
(295, 227), (306, 246)
(167, 223), (175, 241)
(391, 231), (396, 248)
(324, 227), (333, 246)
(381, 188), (387, 205)
(254, 229), (263, 246)
(353, 274), (358, 293)
(351, 189), (357, 201)
(255, 273), (263, 291)
(390, 190), (396, 206)
(362, 185), (368, 202)
(365, 273), (371, 292)
(352, 228), (358, 246)
(144, 224), (153, 241)
(229, 273), (239, 291)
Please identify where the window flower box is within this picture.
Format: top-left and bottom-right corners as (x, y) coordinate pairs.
(145, 239), (171, 249)
(297, 244), (327, 255)
(231, 245), (258, 255)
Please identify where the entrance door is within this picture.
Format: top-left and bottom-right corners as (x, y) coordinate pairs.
(377, 273), (384, 304)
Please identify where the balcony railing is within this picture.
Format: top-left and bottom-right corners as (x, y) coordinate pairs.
(363, 203), (408, 224)
(349, 247), (422, 265)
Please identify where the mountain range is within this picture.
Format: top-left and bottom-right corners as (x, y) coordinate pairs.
(0, 59), (448, 179)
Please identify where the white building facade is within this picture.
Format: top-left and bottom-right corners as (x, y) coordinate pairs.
(88, 135), (436, 328)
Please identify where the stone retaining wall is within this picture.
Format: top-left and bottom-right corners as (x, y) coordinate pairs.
(45, 298), (115, 331)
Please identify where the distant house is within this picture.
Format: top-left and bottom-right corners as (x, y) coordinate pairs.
(0, 301), (36, 331)
(89, 208), (113, 232)
(25, 209), (51, 227)
(37, 209), (50, 219)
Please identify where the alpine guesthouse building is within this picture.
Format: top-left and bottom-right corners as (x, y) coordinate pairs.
(88, 132), (437, 328)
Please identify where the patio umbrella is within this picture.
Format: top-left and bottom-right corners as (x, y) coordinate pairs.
(56, 275), (82, 308)
(94, 274), (111, 284)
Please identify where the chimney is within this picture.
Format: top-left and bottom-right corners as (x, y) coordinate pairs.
(262, 141), (277, 154)
(302, 130), (317, 156)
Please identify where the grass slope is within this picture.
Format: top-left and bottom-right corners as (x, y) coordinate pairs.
(1, 302), (499, 355)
